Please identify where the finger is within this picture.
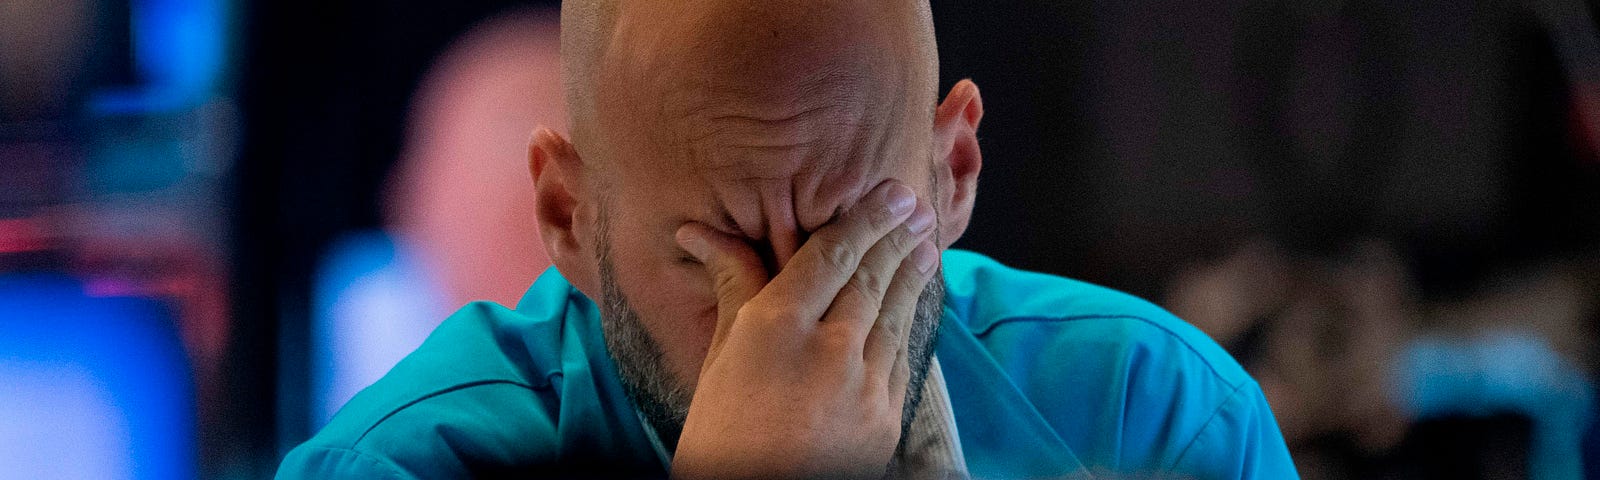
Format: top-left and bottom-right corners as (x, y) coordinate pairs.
(823, 200), (935, 342)
(676, 222), (769, 354)
(765, 180), (917, 322)
(887, 337), (911, 412)
(869, 238), (938, 387)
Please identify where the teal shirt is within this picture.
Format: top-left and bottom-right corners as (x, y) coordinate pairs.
(278, 250), (1298, 479)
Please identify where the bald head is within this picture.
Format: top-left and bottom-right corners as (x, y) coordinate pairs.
(561, 0), (938, 173)
(532, 0), (983, 454)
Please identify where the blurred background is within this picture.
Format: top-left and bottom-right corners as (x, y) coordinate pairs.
(1, 0), (1598, 478)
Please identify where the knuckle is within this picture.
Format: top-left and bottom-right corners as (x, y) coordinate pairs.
(808, 325), (856, 354)
(707, 250), (760, 295)
(735, 301), (771, 323)
(740, 301), (803, 329)
(882, 227), (915, 254)
(711, 269), (738, 296)
(847, 272), (888, 304)
(866, 204), (900, 228)
(814, 236), (860, 276)
(734, 302), (758, 319)
(870, 313), (900, 337)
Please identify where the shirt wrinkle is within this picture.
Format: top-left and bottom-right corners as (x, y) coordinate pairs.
(973, 313), (1246, 391)
(1167, 379), (1256, 472)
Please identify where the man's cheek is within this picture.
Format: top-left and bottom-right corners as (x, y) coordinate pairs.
(676, 267), (717, 313)
(657, 289), (718, 338)
(633, 286), (718, 373)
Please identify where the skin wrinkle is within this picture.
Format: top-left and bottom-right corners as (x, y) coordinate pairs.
(667, 80), (880, 200)
(675, 99), (886, 183)
(682, 122), (882, 242)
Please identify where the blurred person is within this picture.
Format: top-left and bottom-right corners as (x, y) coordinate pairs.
(384, 7), (560, 308)
(279, 1), (1296, 478)
(1168, 239), (1597, 479)
(309, 7), (560, 428)
(1157, 0), (1600, 476)
(1167, 239), (1413, 456)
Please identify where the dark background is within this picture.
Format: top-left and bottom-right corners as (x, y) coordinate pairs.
(222, 0), (1600, 477)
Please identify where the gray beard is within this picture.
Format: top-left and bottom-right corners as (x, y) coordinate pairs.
(597, 250), (946, 453)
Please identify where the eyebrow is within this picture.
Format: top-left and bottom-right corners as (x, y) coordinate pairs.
(704, 205), (812, 243)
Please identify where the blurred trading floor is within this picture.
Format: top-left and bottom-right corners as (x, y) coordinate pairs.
(2, 0), (1599, 478)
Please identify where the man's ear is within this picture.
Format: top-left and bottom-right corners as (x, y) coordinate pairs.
(529, 127), (602, 299)
(931, 79), (983, 249)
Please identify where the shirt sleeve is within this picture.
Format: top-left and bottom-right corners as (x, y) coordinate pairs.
(1170, 380), (1300, 479)
(276, 445), (411, 480)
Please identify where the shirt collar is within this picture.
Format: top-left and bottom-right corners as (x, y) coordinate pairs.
(889, 356), (970, 479)
(634, 358), (969, 479)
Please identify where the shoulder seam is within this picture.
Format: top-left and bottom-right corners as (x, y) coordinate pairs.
(354, 379), (547, 445)
(969, 313), (1151, 337)
(970, 313), (1243, 390)
(1166, 379), (1255, 472)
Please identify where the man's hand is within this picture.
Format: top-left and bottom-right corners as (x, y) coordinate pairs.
(670, 180), (940, 480)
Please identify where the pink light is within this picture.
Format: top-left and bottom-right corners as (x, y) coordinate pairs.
(0, 218), (52, 254)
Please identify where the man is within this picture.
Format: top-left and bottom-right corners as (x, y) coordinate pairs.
(278, 0), (1298, 478)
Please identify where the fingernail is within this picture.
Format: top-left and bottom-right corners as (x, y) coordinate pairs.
(906, 203), (934, 235)
(886, 183), (915, 215)
(913, 241), (938, 274)
(675, 227), (707, 260)
(532, 126), (555, 144)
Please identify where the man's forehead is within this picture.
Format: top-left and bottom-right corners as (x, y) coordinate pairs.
(668, 88), (898, 179)
(606, 55), (910, 207)
(608, 127), (901, 240)
(598, 6), (912, 166)
(581, 0), (936, 233)
(679, 129), (888, 232)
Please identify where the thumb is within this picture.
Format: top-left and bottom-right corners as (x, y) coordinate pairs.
(676, 223), (768, 354)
